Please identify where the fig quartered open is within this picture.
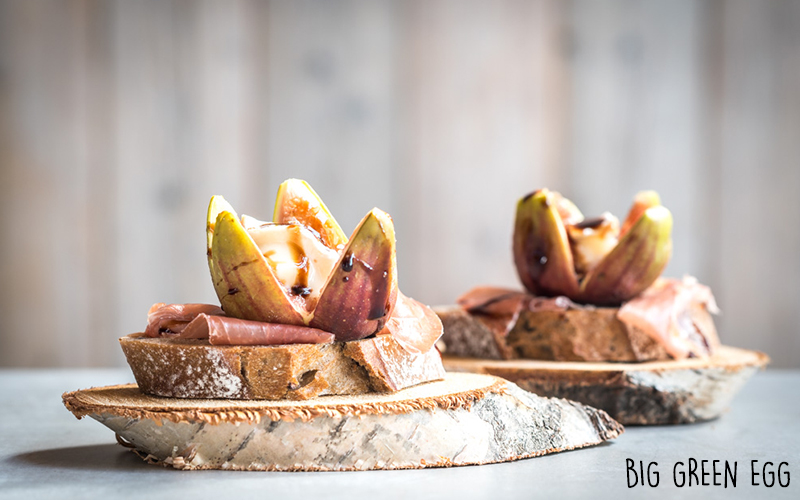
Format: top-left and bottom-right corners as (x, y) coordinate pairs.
(513, 190), (581, 299)
(311, 208), (398, 341)
(566, 212), (620, 276)
(206, 180), (399, 341)
(247, 221), (340, 307)
(211, 211), (308, 325)
(513, 188), (673, 306)
(273, 178), (349, 251)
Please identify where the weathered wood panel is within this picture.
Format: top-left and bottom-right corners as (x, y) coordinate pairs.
(715, 0), (800, 368)
(0, 0), (798, 367)
(398, 0), (568, 305)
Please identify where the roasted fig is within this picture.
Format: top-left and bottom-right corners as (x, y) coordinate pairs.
(513, 189), (673, 306)
(580, 205), (672, 305)
(211, 211), (307, 325)
(513, 190), (581, 299)
(311, 208), (398, 341)
(206, 195), (237, 288)
(620, 190), (661, 236)
(208, 182), (400, 341)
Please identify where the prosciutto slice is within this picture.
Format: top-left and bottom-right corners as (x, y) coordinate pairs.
(183, 314), (334, 345)
(454, 287), (531, 351)
(457, 286), (530, 316)
(617, 276), (720, 359)
(378, 293), (443, 354)
(458, 279), (719, 361)
(144, 303), (225, 338)
(456, 286), (591, 318)
(144, 303), (333, 345)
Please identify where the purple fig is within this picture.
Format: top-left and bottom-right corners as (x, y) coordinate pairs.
(513, 189), (581, 298)
(579, 205), (673, 305)
(513, 189), (673, 306)
(310, 208), (398, 341)
(210, 211), (307, 325)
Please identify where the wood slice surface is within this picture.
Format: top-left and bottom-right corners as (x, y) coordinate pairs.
(62, 373), (623, 471)
(443, 346), (768, 425)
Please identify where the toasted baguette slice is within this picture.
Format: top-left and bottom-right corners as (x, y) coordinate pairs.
(435, 302), (718, 362)
(120, 333), (445, 400)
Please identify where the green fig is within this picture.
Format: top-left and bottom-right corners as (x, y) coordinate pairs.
(513, 189), (673, 306)
(620, 190), (661, 236)
(207, 196), (237, 294)
(310, 208), (398, 341)
(513, 189), (580, 298)
(211, 211), (307, 325)
(579, 205), (673, 306)
(207, 195), (237, 256)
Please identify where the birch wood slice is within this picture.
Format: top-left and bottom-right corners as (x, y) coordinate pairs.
(62, 373), (622, 471)
(443, 346), (768, 425)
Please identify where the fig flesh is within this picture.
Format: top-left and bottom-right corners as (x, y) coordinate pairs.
(567, 212), (620, 276)
(621, 190), (661, 236)
(211, 211), (307, 325)
(273, 178), (348, 251)
(247, 223), (340, 311)
(552, 191), (584, 226)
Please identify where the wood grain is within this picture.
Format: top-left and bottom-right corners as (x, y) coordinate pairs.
(62, 373), (623, 470)
(443, 345), (769, 424)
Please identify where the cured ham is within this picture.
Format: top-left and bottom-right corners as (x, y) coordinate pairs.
(617, 276), (720, 359)
(183, 314), (334, 345)
(457, 286), (591, 318)
(144, 303), (225, 338)
(456, 279), (720, 361)
(144, 303), (333, 345)
(379, 293), (443, 354)
(454, 287), (530, 346)
(145, 295), (444, 349)
(457, 286), (530, 316)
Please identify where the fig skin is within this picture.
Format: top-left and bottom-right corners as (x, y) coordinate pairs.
(513, 189), (673, 306)
(620, 190), (661, 236)
(207, 195), (237, 290)
(311, 208), (399, 341)
(513, 189), (580, 299)
(580, 205), (673, 306)
(211, 211), (307, 326)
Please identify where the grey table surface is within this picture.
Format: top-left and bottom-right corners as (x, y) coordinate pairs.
(0, 369), (798, 500)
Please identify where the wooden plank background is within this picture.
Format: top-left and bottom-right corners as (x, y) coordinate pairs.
(1, 0), (798, 368)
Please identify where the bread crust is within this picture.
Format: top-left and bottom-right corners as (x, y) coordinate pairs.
(436, 304), (718, 362)
(120, 333), (445, 400)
